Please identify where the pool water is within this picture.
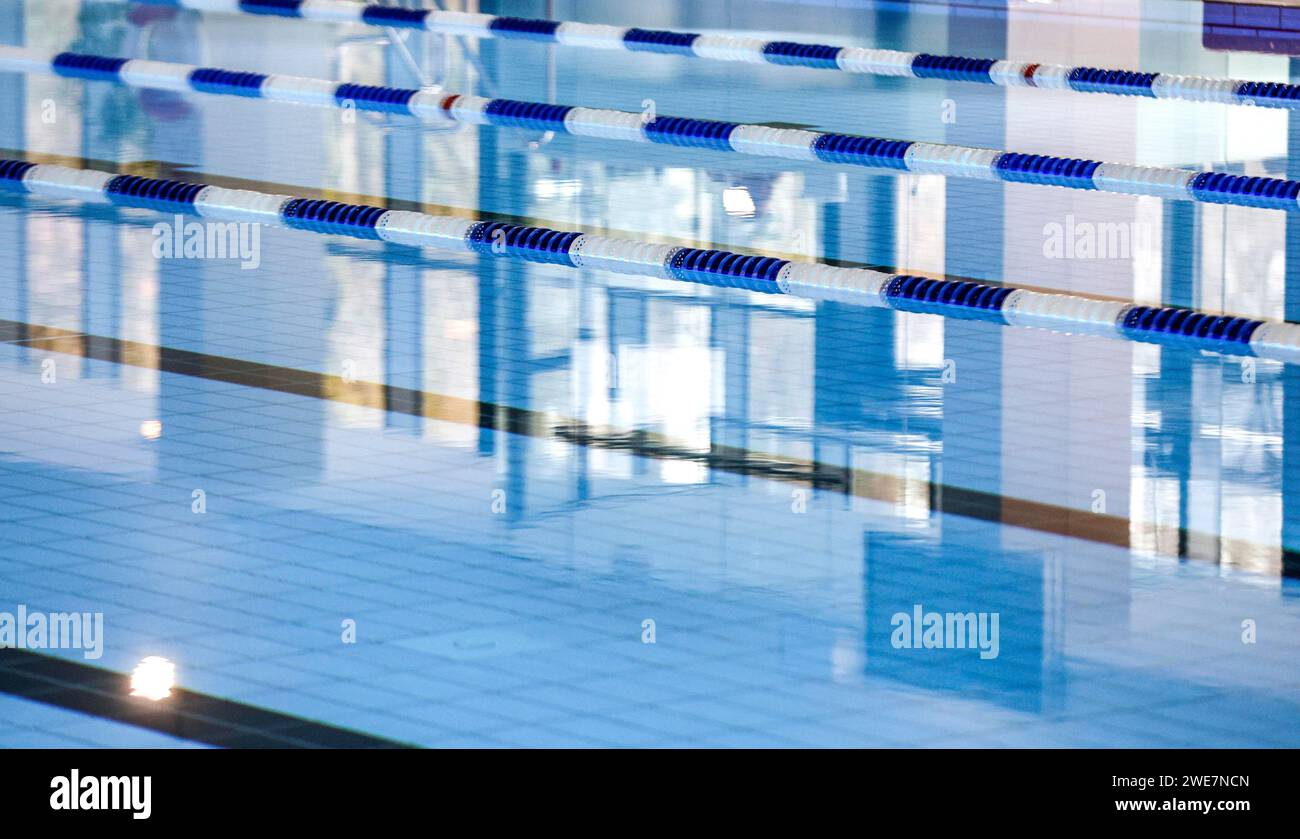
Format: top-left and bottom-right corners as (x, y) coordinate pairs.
(2, 0), (1300, 748)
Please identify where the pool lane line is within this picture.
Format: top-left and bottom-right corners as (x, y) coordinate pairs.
(0, 649), (417, 748)
(3, 156), (1299, 364)
(1, 315), (1289, 575)
(0, 143), (1155, 296)
(102, 0), (1300, 111)
(4, 47), (1300, 213)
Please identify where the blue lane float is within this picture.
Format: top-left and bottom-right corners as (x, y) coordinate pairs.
(3, 156), (1299, 365)
(189, 67), (270, 96)
(97, 0), (1300, 111)
(4, 47), (1295, 213)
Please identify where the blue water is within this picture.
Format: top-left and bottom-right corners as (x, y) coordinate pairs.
(1, 0), (1299, 747)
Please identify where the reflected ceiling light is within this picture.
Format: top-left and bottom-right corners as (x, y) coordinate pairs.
(139, 420), (163, 440)
(130, 656), (175, 701)
(443, 319), (477, 340)
(722, 187), (756, 217)
(535, 178), (582, 199)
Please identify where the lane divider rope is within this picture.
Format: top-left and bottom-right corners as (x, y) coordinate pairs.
(3, 47), (1298, 213)
(100, 0), (1300, 110)
(2, 156), (1298, 364)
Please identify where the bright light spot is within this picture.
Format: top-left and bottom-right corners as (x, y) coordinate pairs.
(722, 187), (755, 217)
(139, 420), (163, 440)
(130, 656), (175, 701)
(534, 179), (582, 200)
(443, 319), (476, 340)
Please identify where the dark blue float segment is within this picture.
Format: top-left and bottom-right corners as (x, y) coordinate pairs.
(488, 17), (561, 40)
(0, 159), (37, 183)
(910, 54), (997, 83)
(103, 175), (207, 210)
(761, 41), (843, 69)
(189, 68), (268, 97)
(883, 275), (1014, 320)
(1188, 172), (1300, 209)
(281, 199), (387, 239)
(1121, 306), (1263, 345)
(1235, 80), (1300, 104)
(51, 53), (129, 81)
(994, 153), (1101, 189)
(360, 5), (429, 27)
(623, 28), (700, 54)
(643, 117), (740, 151)
(665, 249), (788, 293)
(464, 222), (582, 265)
(334, 83), (418, 114)
(482, 99), (575, 131)
(1066, 67), (1157, 97)
(812, 134), (913, 170)
(238, 0), (304, 16)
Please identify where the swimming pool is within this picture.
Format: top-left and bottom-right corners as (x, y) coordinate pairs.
(1, 0), (1299, 748)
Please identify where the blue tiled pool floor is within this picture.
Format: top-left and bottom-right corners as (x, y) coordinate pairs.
(3, 331), (1300, 747)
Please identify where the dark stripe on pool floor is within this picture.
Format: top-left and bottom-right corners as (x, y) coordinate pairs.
(0, 649), (415, 748)
(0, 316), (1290, 576)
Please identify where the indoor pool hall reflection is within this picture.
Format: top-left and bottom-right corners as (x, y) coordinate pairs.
(1, 0), (1300, 749)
